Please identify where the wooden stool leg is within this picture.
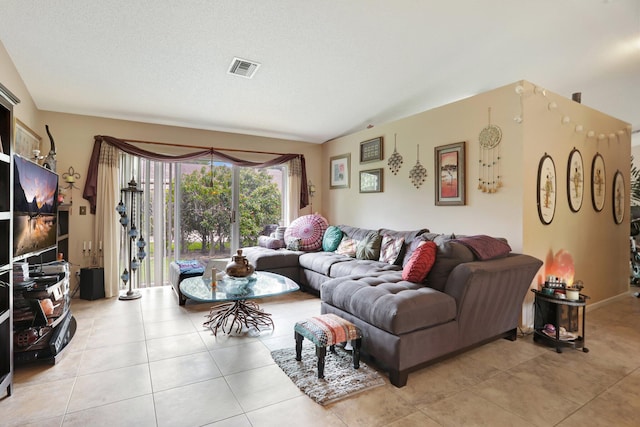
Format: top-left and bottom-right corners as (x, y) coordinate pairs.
(316, 346), (326, 379)
(352, 338), (361, 369)
(295, 332), (303, 361)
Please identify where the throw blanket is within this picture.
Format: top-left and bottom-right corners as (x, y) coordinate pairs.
(452, 235), (511, 260)
(175, 259), (205, 274)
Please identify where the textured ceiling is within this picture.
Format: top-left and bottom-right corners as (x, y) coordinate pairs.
(0, 1), (639, 144)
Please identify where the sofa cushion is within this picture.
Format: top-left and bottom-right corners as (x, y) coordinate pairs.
(275, 226), (287, 241)
(402, 241), (437, 282)
(322, 225), (343, 252)
(379, 235), (405, 264)
(321, 273), (457, 335)
(285, 214), (329, 251)
(356, 231), (382, 260)
(299, 251), (352, 276)
(425, 239), (475, 291)
(338, 225), (378, 242)
(258, 236), (285, 249)
(336, 237), (357, 257)
(452, 235), (511, 260)
(241, 246), (302, 270)
(329, 259), (401, 278)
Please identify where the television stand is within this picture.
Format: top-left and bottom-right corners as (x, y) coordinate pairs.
(13, 263), (76, 365)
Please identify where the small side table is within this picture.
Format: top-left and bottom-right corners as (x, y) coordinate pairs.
(531, 289), (589, 353)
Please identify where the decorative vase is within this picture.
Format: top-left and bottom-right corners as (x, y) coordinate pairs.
(225, 249), (255, 277)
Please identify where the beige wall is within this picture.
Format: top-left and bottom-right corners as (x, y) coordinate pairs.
(39, 111), (322, 276)
(323, 81), (631, 321)
(322, 83), (525, 250)
(521, 82), (630, 306)
(0, 42), (40, 141)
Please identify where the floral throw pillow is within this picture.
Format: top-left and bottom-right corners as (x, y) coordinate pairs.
(379, 235), (405, 264)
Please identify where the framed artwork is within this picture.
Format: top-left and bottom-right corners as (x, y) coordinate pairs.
(359, 137), (383, 163)
(612, 170), (625, 224)
(330, 153), (351, 189)
(591, 153), (606, 212)
(567, 148), (584, 212)
(13, 118), (42, 159)
(359, 168), (383, 193)
(435, 142), (465, 205)
(537, 153), (556, 225)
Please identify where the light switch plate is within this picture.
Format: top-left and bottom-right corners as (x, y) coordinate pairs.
(79, 206), (87, 215)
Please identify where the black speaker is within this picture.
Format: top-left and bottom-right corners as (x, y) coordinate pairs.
(80, 268), (105, 300)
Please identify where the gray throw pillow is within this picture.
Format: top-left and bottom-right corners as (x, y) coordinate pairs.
(356, 232), (382, 260)
(425, 240), (474, 291)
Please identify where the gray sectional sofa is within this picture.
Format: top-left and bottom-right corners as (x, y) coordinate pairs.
(242, 225), (542, 387)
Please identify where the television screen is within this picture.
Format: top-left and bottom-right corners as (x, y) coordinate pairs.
(13, 154), (59, 261)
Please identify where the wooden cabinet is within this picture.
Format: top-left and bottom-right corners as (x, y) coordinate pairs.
(0, 82), (20, 397)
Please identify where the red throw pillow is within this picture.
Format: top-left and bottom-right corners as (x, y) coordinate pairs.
(402, 241), (437, 282)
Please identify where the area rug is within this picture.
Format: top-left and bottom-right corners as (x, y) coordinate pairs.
(271, 345), (385, 405)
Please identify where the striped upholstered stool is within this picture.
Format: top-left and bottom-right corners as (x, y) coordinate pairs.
(294, 313), (362, 379)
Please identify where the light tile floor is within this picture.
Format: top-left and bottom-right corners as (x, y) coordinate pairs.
(2, 286), (640, 426)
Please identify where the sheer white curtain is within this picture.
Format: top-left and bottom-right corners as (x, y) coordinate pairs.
(93, 143), (120, 298)
(288, 157), (302, 222)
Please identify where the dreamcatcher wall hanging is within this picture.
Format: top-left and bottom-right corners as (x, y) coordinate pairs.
(478, 107), (503, 193)
(388, 133), (403, 175)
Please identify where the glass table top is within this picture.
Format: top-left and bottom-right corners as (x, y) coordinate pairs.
(179, 271), (300, 303)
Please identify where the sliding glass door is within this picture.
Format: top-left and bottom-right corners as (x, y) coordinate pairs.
(121, 154), (286, 287)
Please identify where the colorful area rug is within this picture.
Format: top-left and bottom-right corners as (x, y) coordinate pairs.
(271, 345), (385, 405)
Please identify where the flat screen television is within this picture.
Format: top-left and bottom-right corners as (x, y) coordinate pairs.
(13, 154), (59, 261)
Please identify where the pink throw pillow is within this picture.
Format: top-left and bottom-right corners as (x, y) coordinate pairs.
(402, 241), (437, 282)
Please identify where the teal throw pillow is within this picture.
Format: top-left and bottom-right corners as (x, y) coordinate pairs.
(322, 226), (343, 252)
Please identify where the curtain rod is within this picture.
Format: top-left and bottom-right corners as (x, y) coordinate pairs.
(124, 137), (290, 157)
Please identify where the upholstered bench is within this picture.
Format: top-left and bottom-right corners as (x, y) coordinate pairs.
(169, 260), (205, 305)
(294, 313), (362, 379)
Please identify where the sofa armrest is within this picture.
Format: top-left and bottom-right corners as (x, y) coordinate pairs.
(444, 254), (542, 344)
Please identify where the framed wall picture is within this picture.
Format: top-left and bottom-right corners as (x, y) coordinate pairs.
(591, 153), (606, 212)
(13, 118), (42, 160)
(612, 170), (625, 224)
(359, 168), (383, 193)
(359, 137), (383, 163)
(567, 148), (584, 212)
(435, 141), (465, 205)
(537, 153), (556, 225)
(330, 153), (351, 189)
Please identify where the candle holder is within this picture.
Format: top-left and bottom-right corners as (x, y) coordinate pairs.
(116, 178), (146, 300)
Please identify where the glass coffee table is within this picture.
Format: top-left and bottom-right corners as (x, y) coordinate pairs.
(180, 271), (300, 336)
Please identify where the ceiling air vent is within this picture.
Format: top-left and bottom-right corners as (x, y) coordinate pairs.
(228, 57), (261, 79)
